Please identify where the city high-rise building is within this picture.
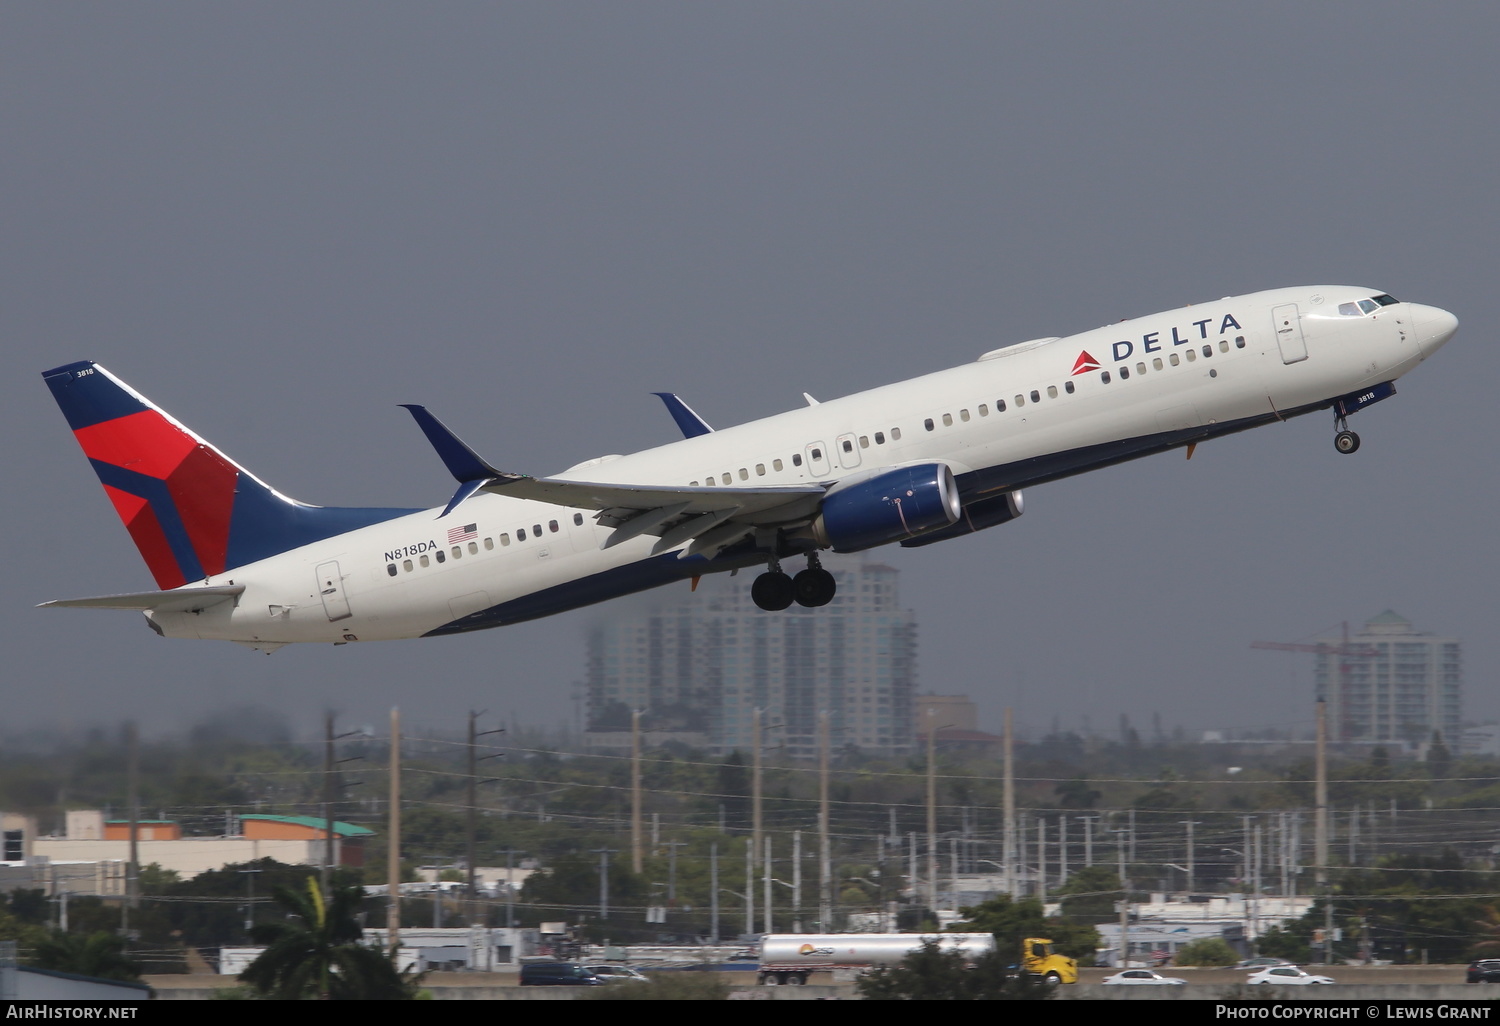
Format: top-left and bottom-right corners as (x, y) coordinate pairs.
(1315, 611), (1461, 744)
(585, 557), (916, 756)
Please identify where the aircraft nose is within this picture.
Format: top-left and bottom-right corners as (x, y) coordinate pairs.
(1410, 304), (1459, 355)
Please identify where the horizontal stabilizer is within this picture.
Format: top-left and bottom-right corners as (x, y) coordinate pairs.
(652, 393), (714, 438)
(39, 585), (245, 612)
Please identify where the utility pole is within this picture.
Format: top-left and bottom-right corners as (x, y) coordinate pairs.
(387, 707), (401, 953)
(124, 721), (139, 936)
(1003, 707), (1016, 898)
(322, 712), (335, 898)
(1116, 828), (1130, 967)
(745, 838), (754, 937)
(1179, 819), (1200, 894)
(926, 707), (938, 910)
(1059, 814), (1068, 884)
(1081, 814), (1099, 867)
(665, 839), (685, 903)
(818, 710), (830, 931)
(792, 830), (802, 933)
(710, 842), (720, 944)
(467, 711), (504, 924)
(632, 709), (643, 873)
(1036, 817), (1046, 902)
(763, 835), (773, 935)
(593, 848), (618, 919)
(752, 707), (763, 888)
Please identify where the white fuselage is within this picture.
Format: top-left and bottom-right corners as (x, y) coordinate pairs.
(150, 286), (1454, 647)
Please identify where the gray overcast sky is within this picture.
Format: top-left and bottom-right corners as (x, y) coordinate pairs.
(3, 3), (1494, 743)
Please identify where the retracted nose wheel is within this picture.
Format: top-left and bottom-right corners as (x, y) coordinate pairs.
(751, 571), (795, 611)
(1335, 430), (1360, 454)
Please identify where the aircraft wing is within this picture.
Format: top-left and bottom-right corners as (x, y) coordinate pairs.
(38, 585), (245, 612)
(483, 476), (827, 557)
(401, 403), (828, 557)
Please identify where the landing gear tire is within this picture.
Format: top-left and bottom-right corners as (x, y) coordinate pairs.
(751, 571), (795, 611)
(793, 567), (837, 607)
(1335, 430), (1361, 454)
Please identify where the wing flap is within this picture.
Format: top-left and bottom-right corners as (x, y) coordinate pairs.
(482, 477), (824, 519)
(39, 585), (245, 612)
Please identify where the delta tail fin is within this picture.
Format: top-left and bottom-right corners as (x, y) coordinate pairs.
(43, 362), (418, 588)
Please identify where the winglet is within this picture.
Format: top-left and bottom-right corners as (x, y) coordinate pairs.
(652, 393), (714, 439)
(400, 405), (501, 483)
(802, 392), (820, 406)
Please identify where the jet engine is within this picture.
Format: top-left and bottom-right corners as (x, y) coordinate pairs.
(811, 463), (961, 552)
(900, 490), (1024, 548)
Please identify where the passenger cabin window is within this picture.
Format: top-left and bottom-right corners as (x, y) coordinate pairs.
(1152, 358), (1163, 371)
(774, 458), (784, 470)
(1014, 394), (1025, 407)
(959, 409), (970, 422)
(387, 563), (397, 576)
(924, 418), (935, 431)
(574, 513), (584, 526)
(942, 413), (953, 427)
(890, 427), (902, 440)
(533, 524), (542, 536)
(420, 554), (430, 568)
(997, 399), (1007, 411)
(874, 432), (885, 444)
(484, 537), (494, 550)
(1046, 386), (1057, 399)
(1100, 371), (1111, 383)
(978, 404), (988, 417)
(518, 528), (527, 540)
(1119, 367), (1130, 379)
(1064, 381), (1075, 394)
(1235, 335), (1246, 348)
(549, 520), (559, 533)
(1185, 349), (1196, 362)
(499, 533), (509, 546)
(809, 449), (822, 461)
(436, 550), (446, 563)
(792, 453), (803, 466)
(858, 436), (869, 448)
(1136, 362), (1146, 375)
(841, 440), (853, 453)
(1201, 344), (1212, 357)
(756, 463), (766, 475)
(721, 473), (732, 485)
(1029, 390), (1040, 403)
(403, 559), (413, 572)
(739, 468), (748, 480)
(1219, 340), (1229, 353)
(1169, 353), (1180, 366)
(469, 541), (479, 554)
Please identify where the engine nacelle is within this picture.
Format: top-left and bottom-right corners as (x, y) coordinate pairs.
(900, 490), (1024, 548)
(812, 463), (961, 553)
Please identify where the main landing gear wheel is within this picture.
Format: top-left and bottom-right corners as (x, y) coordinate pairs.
(793, 568), (837, 607)
(751, 570), (795, 611)
(1335, 430), (1361, 454)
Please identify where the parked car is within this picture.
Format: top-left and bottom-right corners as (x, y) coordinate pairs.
(1102, 969), (1187, 985)
(1246, 966), (1335, 985)
(1467, 960), (1500, 983)
(585, 964), (651, 983)
(519, 962), (607, 986)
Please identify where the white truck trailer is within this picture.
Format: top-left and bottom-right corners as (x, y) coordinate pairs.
(756, 933), (996, 985)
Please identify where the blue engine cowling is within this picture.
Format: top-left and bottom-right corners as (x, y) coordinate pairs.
(900, 490), (1024, 548)
(812, 463), (961, 553)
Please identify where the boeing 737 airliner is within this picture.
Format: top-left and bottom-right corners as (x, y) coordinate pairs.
(41, 286), (1456, 651)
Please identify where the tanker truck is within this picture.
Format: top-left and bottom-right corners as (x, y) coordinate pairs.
(756, 933), (1077, 986)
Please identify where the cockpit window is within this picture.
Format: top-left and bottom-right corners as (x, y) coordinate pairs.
(1340, 295), (1399, 316)
(1338, 302), (1361, 316)
(1372, 293), (1399, 306)
(1357, 299), (1379, 314)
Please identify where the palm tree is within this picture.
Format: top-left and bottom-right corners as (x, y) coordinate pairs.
(30, 931), (142, 983)
(240, 878), (414, 1000)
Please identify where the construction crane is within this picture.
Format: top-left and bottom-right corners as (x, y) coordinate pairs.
(1251, 622), (1381, 742)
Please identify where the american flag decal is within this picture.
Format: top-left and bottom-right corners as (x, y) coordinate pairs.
(447, 523), (478, 544)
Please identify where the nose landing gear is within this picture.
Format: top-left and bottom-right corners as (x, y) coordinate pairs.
(1333, 411), (1360, 454)
(751, 553), (837, 610)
